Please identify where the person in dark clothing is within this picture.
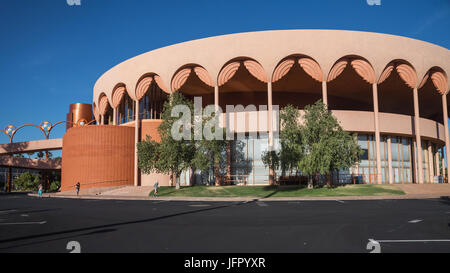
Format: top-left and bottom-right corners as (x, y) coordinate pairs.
(75, 182), (80, 196)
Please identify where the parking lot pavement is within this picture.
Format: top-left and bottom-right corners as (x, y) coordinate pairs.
(0, 195), (449, 253)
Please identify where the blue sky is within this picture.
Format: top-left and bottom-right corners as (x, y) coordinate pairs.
(0, 0), (449, 145)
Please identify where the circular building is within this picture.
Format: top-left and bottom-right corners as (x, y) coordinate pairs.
(63, 30), (450, 190)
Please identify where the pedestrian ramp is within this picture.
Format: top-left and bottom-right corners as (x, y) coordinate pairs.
(99, 186), (154, 197)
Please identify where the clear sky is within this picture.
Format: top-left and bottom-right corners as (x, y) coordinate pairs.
(0, 0), (449, 145)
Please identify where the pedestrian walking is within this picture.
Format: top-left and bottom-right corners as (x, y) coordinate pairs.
(153, 181), (159, 197)
(75, 182), (80, 196)
(38, 184), (43, 198)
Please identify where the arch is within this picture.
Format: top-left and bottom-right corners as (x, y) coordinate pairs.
(396, 63), (417, 89)
(92, 103), (100, 124)
(378, 64), (394, 84)
(417, 67), (448, 123)
(271, 54), (323, 109)
(327, 60), (348, 82)
(136, 73), (169, 121)
(194, 66), (214, 87)
(172, 68), (191, 92)
(98, 93), (111, 116)
(298, 58), (323, 83)
(243, 60), (267, 83)
(350, 59), (375, 84)
(326, 56), (374, 112)
(429, 69), (448, 95)
(272, 59), (295, 83)
(378, 60), (417, 118)
(154, 75), (169, 94)
(217, 57), (268, 109)
(217, 57), (267, 87)
(136, 74), (154, 101)
(218, 62), (241, 86)
(111, 83), (127, 108)
(171, 64), (214, 92)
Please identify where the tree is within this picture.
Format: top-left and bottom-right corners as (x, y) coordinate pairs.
(262, 104), (303, 184)
(193, 109), (227, 186)
(261, 150), (279, 185)
(138, 91), (196, 189)
(138, 92), (229, 188)
(298, 100), (362, 189)
(14, 172), (40, 191)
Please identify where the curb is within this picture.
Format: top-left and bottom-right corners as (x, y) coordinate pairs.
(27, 193), (450, 202)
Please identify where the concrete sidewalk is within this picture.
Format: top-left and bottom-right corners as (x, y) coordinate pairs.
(25, 183), (450, 202)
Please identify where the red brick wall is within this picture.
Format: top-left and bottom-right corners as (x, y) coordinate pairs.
(61, 125), (134, 192)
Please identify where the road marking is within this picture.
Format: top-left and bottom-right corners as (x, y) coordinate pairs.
(335, 200), (346, 204)
(256, 201), (268, 207)
(0, 210), (17, 214)
(408, 219), (423, 224)
(189, 204), (211, 207)
(367, 238), (450, 253)
(20, 214), (29, 217)
(0, 221), (47, 226)
(376, 239), (450, 243)
(152, 200), (168, 204)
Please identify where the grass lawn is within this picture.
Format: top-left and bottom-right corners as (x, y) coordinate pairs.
(152, 184), (405, 198)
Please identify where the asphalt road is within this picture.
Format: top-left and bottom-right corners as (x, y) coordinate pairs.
(0, 194), (449, 253)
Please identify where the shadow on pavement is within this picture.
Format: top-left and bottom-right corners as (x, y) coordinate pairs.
(0, 200), (257, 249)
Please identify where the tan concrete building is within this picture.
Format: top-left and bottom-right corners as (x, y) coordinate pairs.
(61, 30), (450, 190)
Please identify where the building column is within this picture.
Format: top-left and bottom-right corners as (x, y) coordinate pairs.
(387, 136), (393, 184)
(442, 94), (450, 182)
(428, 141), (434, 183)
(372, 83), (382, 184)
(322, 81), (328, 106)
(214, 85), (219, 109)
(435, 144), (440, 177)
(413, 87), (424, 184)
(134, 100), (140, 187)
(113, 108), (117, 125)
(267, 81), (274, 185)
(412, 139), (418, 183)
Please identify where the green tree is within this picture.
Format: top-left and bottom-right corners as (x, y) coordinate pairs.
(138, 91), (196, 189)
(14, 172), (40, 191)
(262, 104), (303, 184)
(138, 92), (229, 188)
(192, 110), (227, 186)
(261, 150), (279, 185)
(298, 100), (362, 188)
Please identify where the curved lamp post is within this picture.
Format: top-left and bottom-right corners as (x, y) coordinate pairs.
(0, 120), (94, 192)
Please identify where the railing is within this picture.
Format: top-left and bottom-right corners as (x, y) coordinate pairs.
(64, 179), (130, 189)
(225, 175), (248, 185)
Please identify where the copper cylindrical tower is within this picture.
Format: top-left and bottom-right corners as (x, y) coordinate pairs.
(66, 103), (93, 130)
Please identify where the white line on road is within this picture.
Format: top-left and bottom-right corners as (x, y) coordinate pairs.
(335, 200), (346, 204)
(256, 202), (268, 207)
(0, 210), (17, 214)
(0, 221), (47, 226)
(188, 204), (211, 207)
(375, 239), (450, 243)
(408, 219), (423, 224)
